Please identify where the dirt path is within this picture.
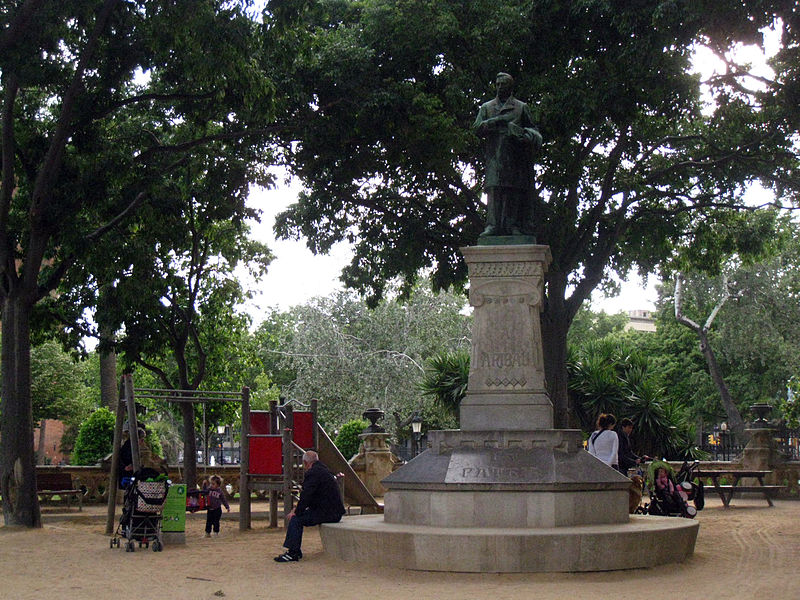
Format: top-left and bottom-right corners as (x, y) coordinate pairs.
(2, 497), (798, 600)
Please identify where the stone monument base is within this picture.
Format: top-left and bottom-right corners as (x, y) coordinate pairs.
(321, 514), (698, 572)
(321, 429), (699, 572)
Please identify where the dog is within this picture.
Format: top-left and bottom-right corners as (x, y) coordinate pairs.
(628, 475), (644, 514)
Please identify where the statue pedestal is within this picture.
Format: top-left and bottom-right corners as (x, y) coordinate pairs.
(741, 428), (779, 471)
(348, 432), (402, 498)
(459, 245), (553, 430)
(321, 244), (697, 572)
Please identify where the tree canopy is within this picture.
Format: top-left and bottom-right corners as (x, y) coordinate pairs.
(1, 0), (276, 526)
(269, 0), (800, 428)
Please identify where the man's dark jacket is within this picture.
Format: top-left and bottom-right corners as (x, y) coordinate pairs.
(296, 461), (346, 524)
(617, 430), (640, 471)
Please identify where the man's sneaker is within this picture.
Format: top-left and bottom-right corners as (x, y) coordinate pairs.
(274, 552), (300, 562)
(204, 533), (211, 538)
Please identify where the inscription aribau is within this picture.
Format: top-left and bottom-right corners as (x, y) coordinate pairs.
(479, 351), (532, 368)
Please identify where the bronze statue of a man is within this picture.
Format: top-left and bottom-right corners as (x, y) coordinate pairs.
(473, 72), (542, 237)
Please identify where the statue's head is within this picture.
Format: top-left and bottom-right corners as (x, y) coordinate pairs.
(495, 72), (514, 98)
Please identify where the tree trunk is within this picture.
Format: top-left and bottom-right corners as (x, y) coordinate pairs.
(99, 327), (118, 411)
(1, 294), (42, 527)
(698, 329), (747, 437)
(541, 269), (577, 430)
(181, 403), (197, 488)
(542, 307), (572, 430)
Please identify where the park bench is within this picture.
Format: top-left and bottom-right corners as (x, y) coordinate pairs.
(694, 469), (785, 507)
(37, 472), (83, 511)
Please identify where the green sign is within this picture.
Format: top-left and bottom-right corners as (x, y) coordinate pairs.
(162, 483), (187, 532)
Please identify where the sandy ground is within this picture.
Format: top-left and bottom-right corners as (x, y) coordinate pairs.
(2, 496), (799, 600)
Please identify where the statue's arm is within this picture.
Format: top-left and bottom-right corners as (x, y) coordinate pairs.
(473, 105), (490, 136)
(520, 103), (542, 149)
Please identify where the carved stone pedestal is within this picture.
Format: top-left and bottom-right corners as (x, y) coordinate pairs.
(348, 432), (403, 498)
(321, 245), (697, 572)
(459, 245), (552, 431)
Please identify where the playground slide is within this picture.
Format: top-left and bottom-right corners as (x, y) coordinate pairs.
(317, 425), (382, 514)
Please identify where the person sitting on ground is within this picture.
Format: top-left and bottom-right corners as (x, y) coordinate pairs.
(587, 413), (619, 470)
(274, 450), (346, 563)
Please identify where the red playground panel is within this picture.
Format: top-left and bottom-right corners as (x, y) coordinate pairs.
(250, 411), (272, 435)
(293, 411), (314, 449)
(249, 436), (282, 475)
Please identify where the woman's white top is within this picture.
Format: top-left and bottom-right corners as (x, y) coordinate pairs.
(588, 429), (619, 466)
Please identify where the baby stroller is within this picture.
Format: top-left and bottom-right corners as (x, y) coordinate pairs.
(111, 468), (169, 552)
(639, 460), (697, 518)
(675, 460), (705, 511)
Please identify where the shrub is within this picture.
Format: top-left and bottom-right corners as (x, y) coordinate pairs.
(71, 408), (115, 465)
(335, 419), (368, 460)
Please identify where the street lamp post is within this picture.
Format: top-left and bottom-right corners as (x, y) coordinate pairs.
(411, 413), (423, 458)
(217, 424), (226, 465)
(720, 422), (728, 461)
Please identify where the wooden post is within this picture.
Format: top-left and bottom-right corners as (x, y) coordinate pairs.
(282, 427), (293, 525)
(311, 399), (319, 450)
(124, 375), (140, 473)
(104, 390), (126, 535)
(269, 399), (279, 526)
(239, 387), (251, 531)
(269, 399), (278, 434)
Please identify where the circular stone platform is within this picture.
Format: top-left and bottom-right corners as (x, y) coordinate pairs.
(321, 514), (698, 573)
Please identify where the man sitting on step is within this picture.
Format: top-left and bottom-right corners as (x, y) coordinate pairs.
(274, 450), (346, 562)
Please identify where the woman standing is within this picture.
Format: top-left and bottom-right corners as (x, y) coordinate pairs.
(588, 413), (619, 470)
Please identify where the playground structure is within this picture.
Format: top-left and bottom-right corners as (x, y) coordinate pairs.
(105, 374), (379, 536)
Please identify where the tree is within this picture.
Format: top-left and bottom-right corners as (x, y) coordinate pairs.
(417, 349), (469, 422)
(259, 282), (470, 433)
(102, 189), (270, 486)
(270, 0), (800, 430)
(334, 418), (368, 461)
(70, 407), (115, 466)
(674, 273), (747, 435)
(567, 336), (691, 459)
(30, 339), (94, 463)
(1, 1), (275, 526)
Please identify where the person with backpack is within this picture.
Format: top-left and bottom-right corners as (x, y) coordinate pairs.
(588, 413), (619, 470)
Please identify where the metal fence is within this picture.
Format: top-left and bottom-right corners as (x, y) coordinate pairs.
(699, 425), (800, 461)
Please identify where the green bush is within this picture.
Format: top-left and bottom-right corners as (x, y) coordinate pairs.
(71, 408), (115, 465)
(335, 419), (368, 460)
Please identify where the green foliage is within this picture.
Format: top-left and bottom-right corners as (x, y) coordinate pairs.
(71, 408), (115, 466)
(781, 380), (800, 429)
(256, 281), (471, 434)
(30, 340), (95, 429)
(270, 0), (800, 425)
(567, 308), (629, 350)
(1, 0), (279, 524)
(335, 419), (368, 461)
(568, 336), (692, 459)
(418, 349), (470, 420)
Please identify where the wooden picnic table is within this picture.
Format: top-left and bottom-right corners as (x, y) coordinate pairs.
(692, 469), (782, 507)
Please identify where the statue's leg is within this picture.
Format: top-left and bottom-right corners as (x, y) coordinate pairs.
(480, 189), (499, 236)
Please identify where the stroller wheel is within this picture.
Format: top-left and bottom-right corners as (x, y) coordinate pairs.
(152, 540), (161, 552)
(126, 541), (135, 552)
